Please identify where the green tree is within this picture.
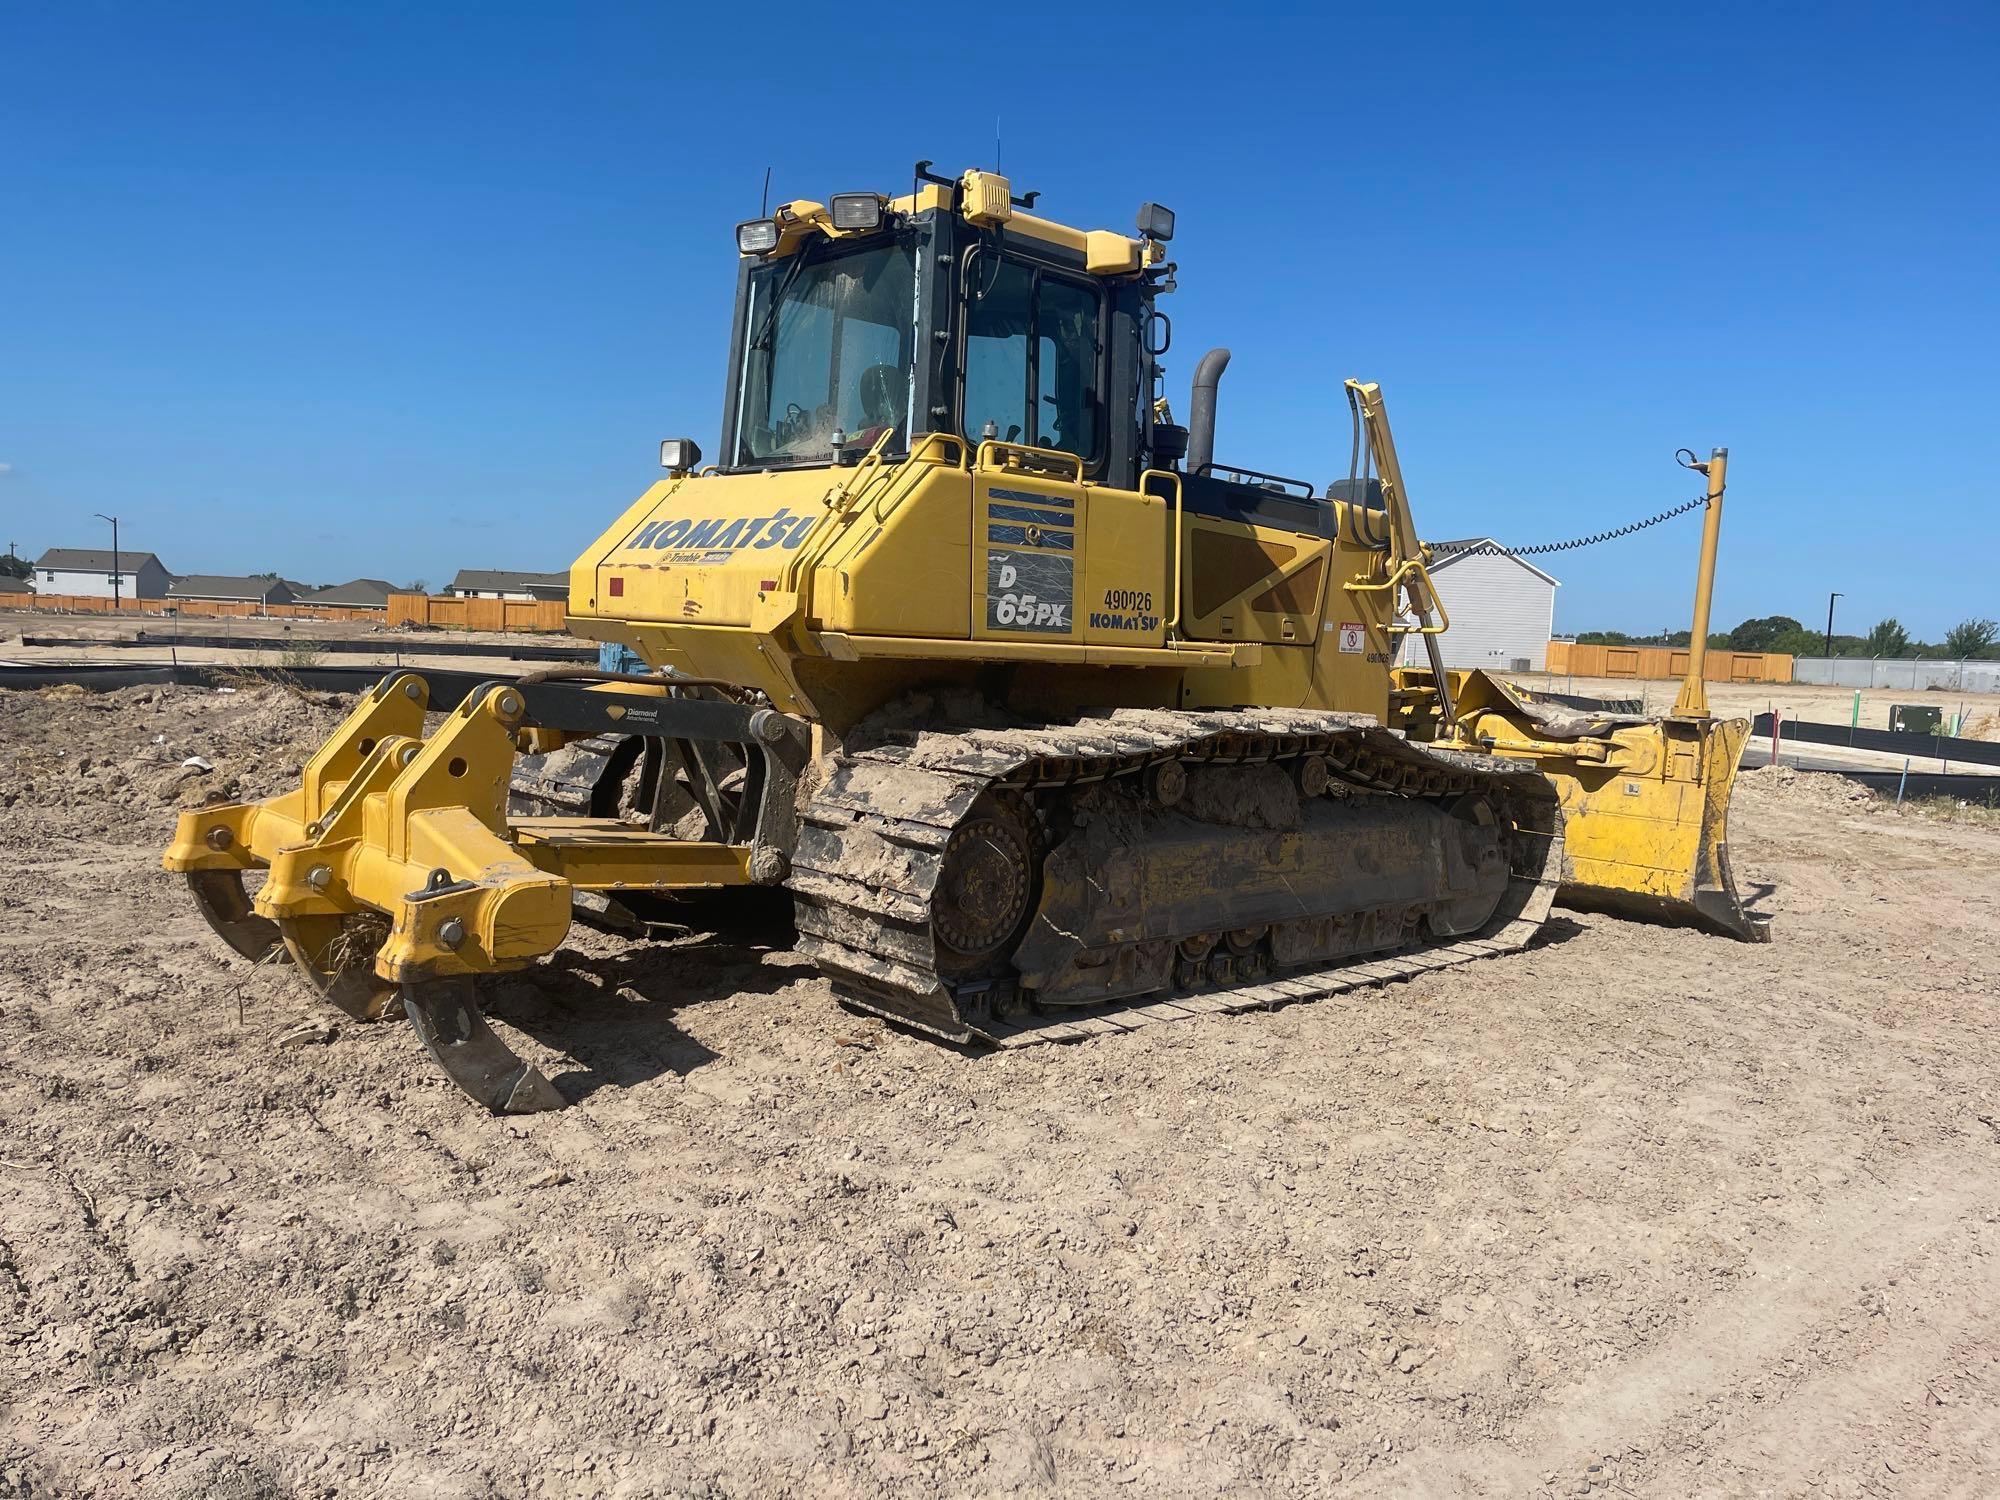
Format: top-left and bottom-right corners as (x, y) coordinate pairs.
(1943, 618), (1999, 659)
(1727, 615), (1803, 652)
(0, 553), (29, 581)
(1865, 618), (1912, 657)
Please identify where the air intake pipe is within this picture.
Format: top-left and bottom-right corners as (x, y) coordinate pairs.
(1186, 347), (1231, 475)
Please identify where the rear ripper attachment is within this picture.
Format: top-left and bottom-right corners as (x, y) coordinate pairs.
(165, 670), (810, 1112)
(793, 708), (1563, 1045)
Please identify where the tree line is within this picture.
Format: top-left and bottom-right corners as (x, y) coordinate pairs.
(1576, 615), (1999, 660)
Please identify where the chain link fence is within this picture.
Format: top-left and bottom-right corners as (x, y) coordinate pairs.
(1792, 657), (2000, 693)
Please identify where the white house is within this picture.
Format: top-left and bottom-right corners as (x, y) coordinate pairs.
(1396, 540), (1558, 674)
(447, 568), (569, 602)
(34, 547), (174, 600)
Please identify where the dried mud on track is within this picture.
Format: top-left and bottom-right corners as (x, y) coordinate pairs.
(3, 684), (1998, 1500)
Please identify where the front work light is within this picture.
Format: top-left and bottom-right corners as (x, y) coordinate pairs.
(829, 193), (884, 231)
(1135, 201), (1175, 242)
(735, 218), (780, 254)
(660, 438), (702, 473)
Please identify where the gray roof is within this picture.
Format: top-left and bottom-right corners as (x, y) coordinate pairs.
(0, 575), (34, 593)
(449, 568), (569, 596)
(36, 547), (165, 572)
(304, 578), (397, 608)
(1425, 538), (1559, 588)
(167, 574), (297, 602)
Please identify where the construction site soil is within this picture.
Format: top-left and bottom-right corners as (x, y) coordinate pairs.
(2, 683), (1996, 1499)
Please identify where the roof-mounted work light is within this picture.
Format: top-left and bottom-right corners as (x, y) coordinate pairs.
(829, 193), (884, 231)
(1135, 202), (1175, 242)
(735, 218), (780, 255)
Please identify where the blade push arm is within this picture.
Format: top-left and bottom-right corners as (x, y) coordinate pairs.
(1343, 379), (1457, 732)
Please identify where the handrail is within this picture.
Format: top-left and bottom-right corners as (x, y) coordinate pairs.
(1345, 555), (1452, 634)
(777, 430), (895, 595)
(973, 438), (1085, 481)
(1141, 468), (1185, 633)
(871, 432), (967, 521)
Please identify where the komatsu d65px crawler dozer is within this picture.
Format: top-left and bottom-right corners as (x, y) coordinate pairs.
(166, 165), (1757, 1112)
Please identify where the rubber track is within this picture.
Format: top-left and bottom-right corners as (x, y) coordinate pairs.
(790, 707), (1563, 1046)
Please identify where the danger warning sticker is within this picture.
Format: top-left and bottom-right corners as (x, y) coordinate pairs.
(1337, 621), (1366, 653)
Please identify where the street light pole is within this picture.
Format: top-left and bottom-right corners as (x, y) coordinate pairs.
(1824, 591), (1842, 659)
(95, 513), (121, 613)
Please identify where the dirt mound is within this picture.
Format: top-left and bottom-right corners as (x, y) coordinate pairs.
(0, 682), (348, 844)
(1732, 762), (1879, 813)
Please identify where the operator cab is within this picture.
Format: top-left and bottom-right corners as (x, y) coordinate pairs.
(716, 164), (1389, 557)
(720, 167), (1164, 485)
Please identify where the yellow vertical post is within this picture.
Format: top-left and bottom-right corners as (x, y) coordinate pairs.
(1671, 447), (1729, 719)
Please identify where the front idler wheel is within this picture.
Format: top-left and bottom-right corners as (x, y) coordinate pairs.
(932, 793), (1040, 978)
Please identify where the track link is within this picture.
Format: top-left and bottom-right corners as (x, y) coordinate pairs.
(790, 707), (1562, 1045)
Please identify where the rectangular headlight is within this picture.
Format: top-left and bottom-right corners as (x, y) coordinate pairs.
(735, 219), (780, 255)
(660, 438), (703, 472)
(829, 193), (883, 231)
(1136, 201), (1175, 242)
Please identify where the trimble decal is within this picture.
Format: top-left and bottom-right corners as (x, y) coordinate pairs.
(623, 507), (815, 561)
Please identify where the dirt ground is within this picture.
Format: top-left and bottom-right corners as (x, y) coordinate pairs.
(3, 683), (1998, 1499)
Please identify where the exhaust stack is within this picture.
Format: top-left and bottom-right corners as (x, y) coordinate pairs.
(1186, 348), (1231, 474)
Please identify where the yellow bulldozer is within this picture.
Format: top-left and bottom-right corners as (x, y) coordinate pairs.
(165, 165), (1764, 1112)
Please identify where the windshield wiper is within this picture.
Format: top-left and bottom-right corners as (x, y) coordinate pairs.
(749, 248), (813, 354)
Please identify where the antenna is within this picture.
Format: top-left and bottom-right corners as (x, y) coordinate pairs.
(759, 165), (771, 218)
(995, 115), (1001, 173)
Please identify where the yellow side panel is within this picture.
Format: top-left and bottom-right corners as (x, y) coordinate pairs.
(811, 469), (972, 638)
(1077, 485), (1169, 649)
(581, 470), (828, 629)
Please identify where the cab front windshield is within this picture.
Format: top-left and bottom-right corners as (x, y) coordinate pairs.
(733, 240), (915, 467)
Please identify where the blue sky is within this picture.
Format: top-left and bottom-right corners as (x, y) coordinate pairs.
(4, 1), (1995, 637)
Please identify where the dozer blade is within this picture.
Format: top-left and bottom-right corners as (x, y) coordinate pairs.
(1408, 669), (1770, 942)
(1547, 715), (1769, 942)
(400, 977), (564, 1113)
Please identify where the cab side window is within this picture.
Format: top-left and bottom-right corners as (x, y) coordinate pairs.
(962, 253), (1102, 464)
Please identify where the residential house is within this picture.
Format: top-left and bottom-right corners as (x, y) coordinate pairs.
(166, 575), (302, 608)
(34, 547), (174, 600)
(1395, 540), (1560, 674)
(446, 568), (570, 602)
(302, 578), (397, 610)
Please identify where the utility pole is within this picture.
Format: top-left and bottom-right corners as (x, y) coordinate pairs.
(1824, 591), (1842, 659)
(95, 513), (121, 612)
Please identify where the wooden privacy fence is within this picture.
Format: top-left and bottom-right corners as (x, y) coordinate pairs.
(2, 591), (571, 632)
(1546, 639), (1792, 683)
(385, 594), (569, 632)
(2, 592), (389, 623)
